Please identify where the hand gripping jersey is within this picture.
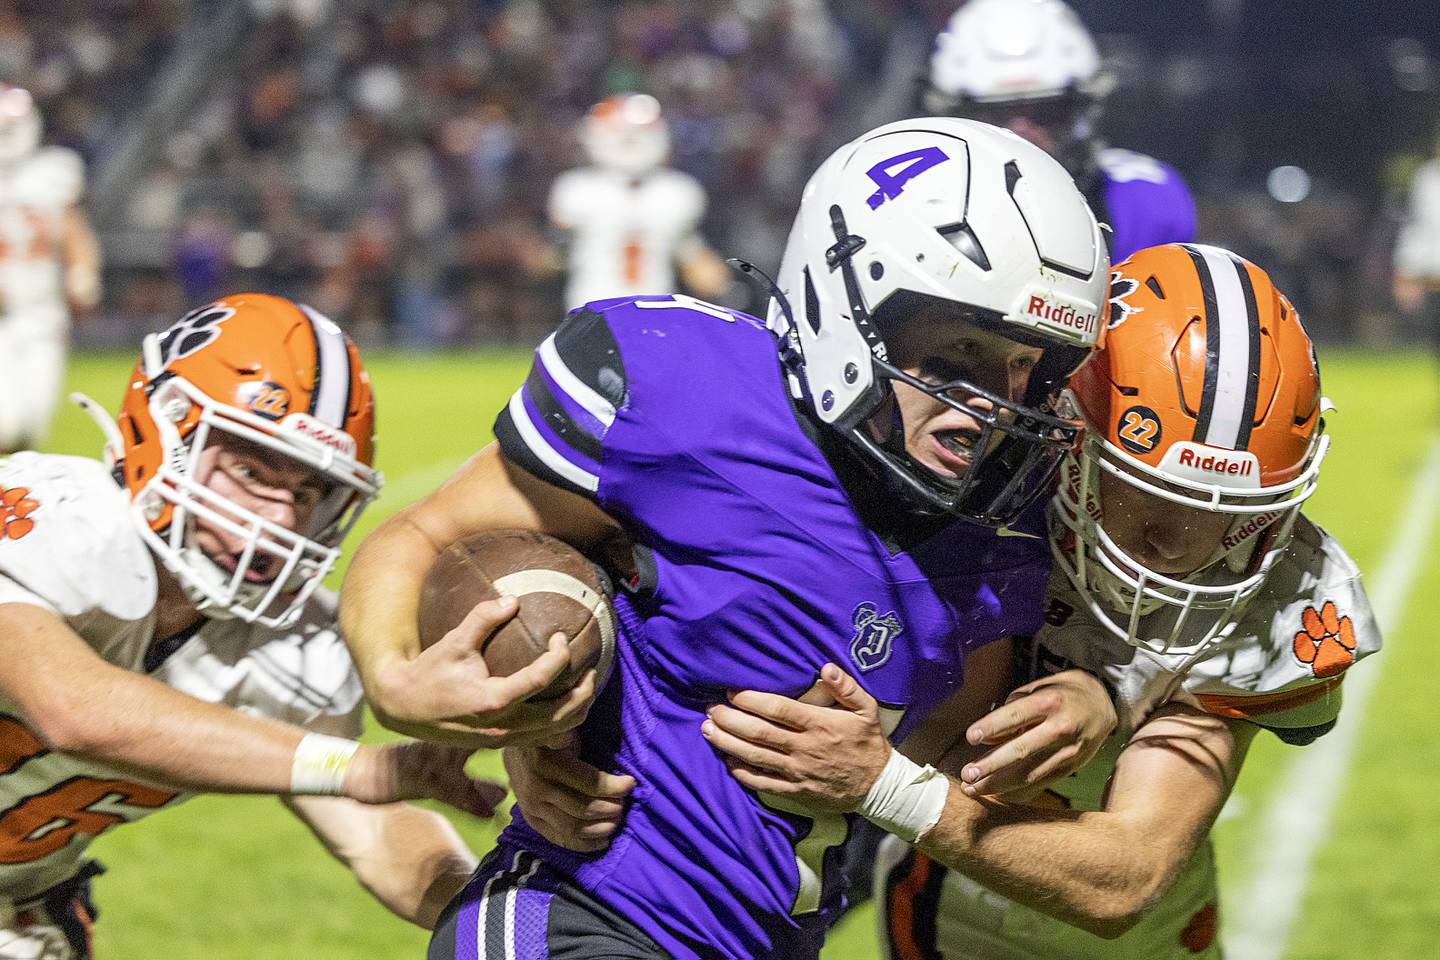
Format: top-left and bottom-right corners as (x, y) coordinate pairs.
(1086, 148), (1196, 262)
(0, 147), (84, 324)
(489, 297), (1052, 959)
(879, 515), (1380, 960)
(0, 453), (363, 903)
(548, 167), (708, 309)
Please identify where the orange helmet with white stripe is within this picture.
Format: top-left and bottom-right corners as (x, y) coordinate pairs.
(1051, 243), (1328, 655)
(79, 294), (379, 628)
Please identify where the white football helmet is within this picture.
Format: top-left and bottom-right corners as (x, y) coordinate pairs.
(767, 117), (1108, 524)
(581, 93), (670, 176)
(922, 0), (1111, 171)
(0, 85), (40, 164)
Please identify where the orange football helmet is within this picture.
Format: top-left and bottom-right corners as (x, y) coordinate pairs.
(581, 93), (670, 175)
(76, 294), (380, 628)
(1051, 243), (1328, 655)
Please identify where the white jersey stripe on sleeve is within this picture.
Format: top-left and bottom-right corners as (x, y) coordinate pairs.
(538, 334), (616, 428)
(505, 390), (600, 493)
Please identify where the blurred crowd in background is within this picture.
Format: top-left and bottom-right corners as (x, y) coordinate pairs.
(11, 0), (1440, 347)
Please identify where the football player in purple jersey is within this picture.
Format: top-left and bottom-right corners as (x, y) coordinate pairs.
(340, 117), (1115, 960)
(922, 0), (1197, 260)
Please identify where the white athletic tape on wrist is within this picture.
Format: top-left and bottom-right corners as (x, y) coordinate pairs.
(857, 749), (950, 844)
(289, 733), (360, 796)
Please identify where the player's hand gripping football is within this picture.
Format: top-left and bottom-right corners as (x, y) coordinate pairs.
(503, 735), (637, 853)
(341, 740), (509, 819)
(959, 669), (1116, 798)
(702, 663), (892, 813)
(378, 597), (597, 748)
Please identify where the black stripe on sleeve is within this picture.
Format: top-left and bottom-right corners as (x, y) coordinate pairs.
(525, 364), (603, 462)
(1182, 244), (1221, 443)
(492, 402), (598, 501)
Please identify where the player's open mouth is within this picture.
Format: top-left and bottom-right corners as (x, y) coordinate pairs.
(930, 429), (979, 475)
(214, 551), (283, 584)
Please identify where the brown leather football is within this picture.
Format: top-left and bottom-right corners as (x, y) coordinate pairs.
(417, 529), (616, 701)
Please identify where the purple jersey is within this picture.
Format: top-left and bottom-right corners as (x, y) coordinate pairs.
(1088, 148), (1196, 261)
(489, 296), (1050, 959)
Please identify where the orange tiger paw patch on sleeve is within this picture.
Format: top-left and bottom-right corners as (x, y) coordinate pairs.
(0, 486), (39, 540)
(1293, 600), (1356, 679)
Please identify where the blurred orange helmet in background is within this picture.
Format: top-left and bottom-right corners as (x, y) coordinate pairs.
(0, 84), (40, 163)
(81, 293), (380, 628)
(1052, 243), (1327, 654)
(581, 92), (670, 175)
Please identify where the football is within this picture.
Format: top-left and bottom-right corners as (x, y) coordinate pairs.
(417, 529), (616, 700)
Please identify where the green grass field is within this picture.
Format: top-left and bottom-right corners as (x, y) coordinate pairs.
(36, 347), (1434, 958)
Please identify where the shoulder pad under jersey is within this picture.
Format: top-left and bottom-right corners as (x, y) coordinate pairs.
(1096, 148), (1179, 186)
(493, 296), (763, 500)
(0, 453), (156, 620)
(1094, 147), (1196, 259)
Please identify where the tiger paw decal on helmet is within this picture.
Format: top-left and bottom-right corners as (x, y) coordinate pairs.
(0, 486), (38, 540)
(1106, 269), (1143, 330)
(155, 303), (236, 365)
(1293, 600), (1356, 678)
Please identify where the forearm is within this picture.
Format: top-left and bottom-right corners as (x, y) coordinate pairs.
(2, 602), (308, 792)
(287, 796), (479, 928)
(61, 206), (101, 308)
(912, 707), (1242, 936)
(37, 666), (306, 793)
(338, 506), (443, 706)
(916, 785), (1172, 936)
(373, 807), (479, 929)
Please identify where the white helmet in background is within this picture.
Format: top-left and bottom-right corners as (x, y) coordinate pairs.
(581, 93), (671, 176)
(922, 0), (1111, 170)
(767, 117), (1108, 524)
(0, 85), (41, 164)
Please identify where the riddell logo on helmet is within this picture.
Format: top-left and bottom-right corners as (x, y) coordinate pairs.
(280, 413), (356, 458)
(1026, 297), (1097, 336)
(1160, 442), (1262, 492)
(1222, 510), (1282, 552)
(1176, 447), (1253, 477)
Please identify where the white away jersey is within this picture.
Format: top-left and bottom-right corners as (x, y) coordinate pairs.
(0, 452), (362, 902)
(0, 148), (84, 318)
(548, 165), (707, 309)
(877, 517), (1381, 960)
(1033, 515), (1381, 753)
